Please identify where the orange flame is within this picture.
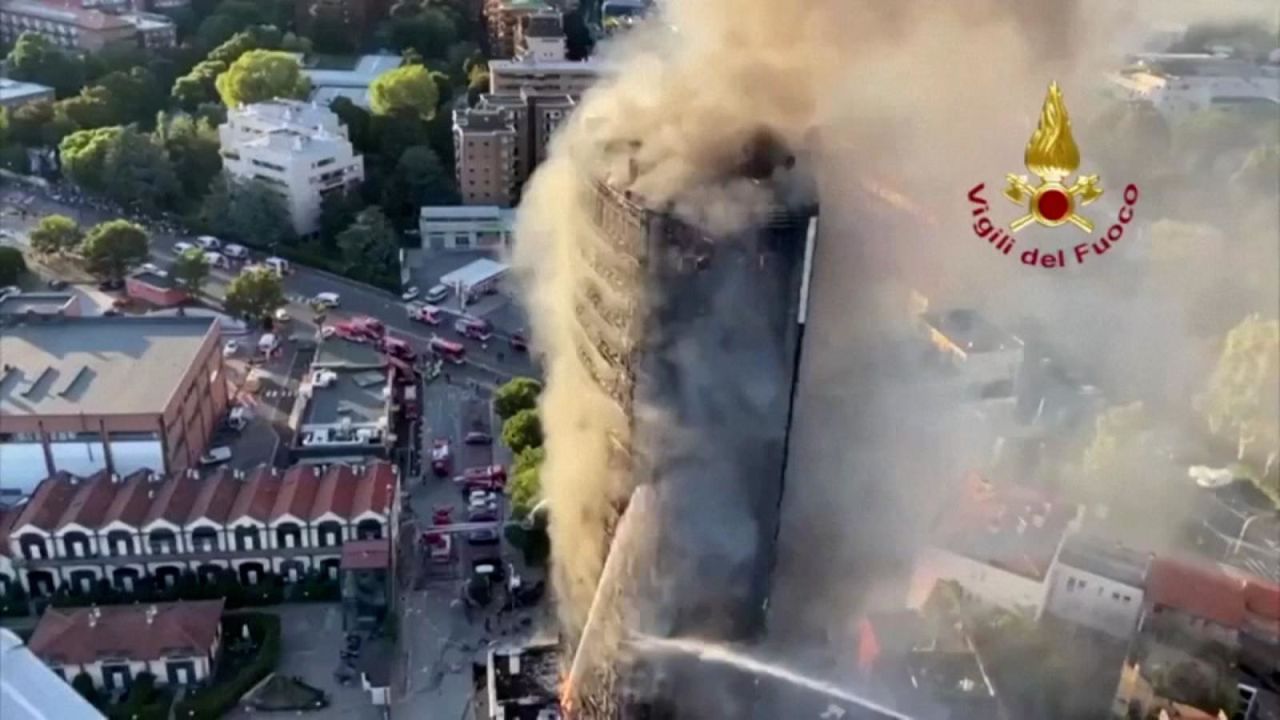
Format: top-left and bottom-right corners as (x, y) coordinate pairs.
(559, 675), (574, 717)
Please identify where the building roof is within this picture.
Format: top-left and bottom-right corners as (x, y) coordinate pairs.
(523, 11), (564, 38)
(302, 54), (401, 89)
(341, 538), (390, 570)
(129, 271), (177, 290)
(421, 205), (516, 224)
(311, 86), (371, 110)
(1146, 557), (1251, 628)
(229, 99), (342, 133)
(0, 628), (104, 720)
(489, 58), (604, 75)
(8, 463), (396, 533)
(0, 78), (54, 104)
(29, 600), (225, 667)
(313, 337), (384, 369)
(0, 0), (133, 30)
(453, 107), (516, 133)
(0, 316), (217, 417)
(439, 258), (510, 289)
(1055, 534), (1150, 588)
(0, 293), (76, 317)
(921, 309), (1022, 355)
(931, 472), (1074, 581)
(303, 369), (388, 427)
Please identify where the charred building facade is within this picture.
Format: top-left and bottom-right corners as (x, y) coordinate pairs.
(563, 135), (819, 717)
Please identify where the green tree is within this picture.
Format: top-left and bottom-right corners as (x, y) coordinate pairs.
(5, 33), (85, 98)
(59, 126), (124, 190)
(0, 246), (26, 286)
(380, 145), (457, 226)
(494, 377), (542, 419)
(200, 176), (295, 249)
(81, 220), (149, 282)
(1080, 402), (1148, 501)
(328, 97), (373, 153)
(55, 86), (115, 131)
(70, 672), (101, 707)
(93, 67), (165, 129)
(308, 10), (356, 54)
(103, 128), (180, 213)
(9, 101), (75, 147)
(466, 66), (489, 107)
(224, 265), (285, 323)
(215, 50), (310, 107)
(173, 246), (210, 296)
(508, 445), (545, 518)
(1198, 315), (1280, 466)
(154, 112), (223, 204)
(503, 408), (543, 454)
(369, 65), (440, 120)
(335, 207), (400, 286)
(380, 9), (457, 61)
(28, 214), (82, 255)
(318, 189), (366, 246)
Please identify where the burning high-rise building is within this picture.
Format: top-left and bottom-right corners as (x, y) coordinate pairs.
(557, 130), (820, 717)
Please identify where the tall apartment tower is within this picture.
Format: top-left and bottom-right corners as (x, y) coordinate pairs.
(563, 132), (819, 717)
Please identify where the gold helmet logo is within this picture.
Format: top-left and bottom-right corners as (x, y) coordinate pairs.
(1003, 82), (1103, 233)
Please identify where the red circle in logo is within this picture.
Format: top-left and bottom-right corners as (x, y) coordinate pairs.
(1037, 188), (1071, 222)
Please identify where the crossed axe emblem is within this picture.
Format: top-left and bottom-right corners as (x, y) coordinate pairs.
(1003, 173), (1103, 233)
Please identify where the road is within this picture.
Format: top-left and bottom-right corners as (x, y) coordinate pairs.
(0, 187), (540, 384)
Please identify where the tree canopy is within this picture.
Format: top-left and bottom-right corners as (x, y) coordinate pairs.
(380, 145), (457, 226)
(59, 126), (178, 212)
(502, 408), (543, 454)
(1079, 402), (1149, 504)
(5, 33), (85, 98)
(494, 377), (542, 419)
(80, 220), (149, 281)
(215, 49), (310, 107)
(199, 176), (295, 249)
(173, 247), (210, 296)
(0, 246), (26, 286)
(155, 113), (223, 204)
(1198, 314), (1280, 465)
(369, 65), (440, 120)
(28, 215), (82, 255)
(507, 445), (545, 519)
(224, 265), (285, 322)
(335, 206), (400, 287)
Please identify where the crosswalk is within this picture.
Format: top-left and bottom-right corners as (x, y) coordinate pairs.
(262, 389), (297, 399)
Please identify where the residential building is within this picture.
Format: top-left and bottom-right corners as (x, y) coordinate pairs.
(1140, 556), (1280, 658)
(0, 0), (174, 51)
(0, 628), (105, 720)
(514, 9), (565, 62)
(0, 78), (53, 110)
(1106, 54), (1280, 121)
(0, 292), (79, 317)
(563, 136), (819, 712)
(295, 0), (390, 47)
(483, 0), (549, 59)
(0, 316), (227, 495)
(293, 364), (395, 462)
(218, 99), (365, 235)
(452, 106), (518, 206)
(419, 205), (516, 252)
(908, 472), (1078, 615)
(919, 308), (1025, 395)
(1042, 533), (1150, 639)
(0, 506), (17, 591)
(28, 600), (224, 690)
(488, 57), (603, 96)
(854, 610), (1001, 720)
(302, 53), (400, 110)
(4, 462), (399, 597)
(125, 269), (187, 308)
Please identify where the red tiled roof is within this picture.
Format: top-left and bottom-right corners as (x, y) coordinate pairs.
(1243, 580), (1280, 621)
(187, 468), (240, 525)
(101, 471), (156, 528)
(1146, 557), (1248, 628)
(228, 466), (282, 523)
(270, 465), (321, 522)
(352, 462), (396, 517)
(309, 465), (359, 520)
(13, 473), (76, 533)
(52, 471), (116, 532)
(29, 600), (224, 666)
(144, 471), (201, 527)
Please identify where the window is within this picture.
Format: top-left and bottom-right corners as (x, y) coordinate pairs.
(1067, 577), (1077, 591)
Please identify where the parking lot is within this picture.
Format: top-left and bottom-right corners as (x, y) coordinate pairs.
(225, 605), (384, 720)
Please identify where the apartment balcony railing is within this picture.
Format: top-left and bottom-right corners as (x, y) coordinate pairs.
(12, 542), (358, 568)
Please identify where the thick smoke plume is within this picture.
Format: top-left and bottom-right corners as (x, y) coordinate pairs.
(511, 0), (1277, 713)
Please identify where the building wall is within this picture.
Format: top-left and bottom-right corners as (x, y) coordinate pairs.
(1043, 563), (1145, 639)
(0, 87), (54, 110)
(454, 126), (518, 206)
(489, 63), (601, 96)
(916, 546), (1050, 614)
(419, 208), (514, 252)
(126, 278), (187, 307)
(54, 653), (212, 690)
(159, 325), (227, 474)
(0, 9), (138, 51)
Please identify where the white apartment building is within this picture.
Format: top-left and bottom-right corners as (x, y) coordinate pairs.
(1042, 534), (1149, 639)
(3, 462), (398, 597)
(488, 57), (605, 97)
(218, 99), (364, 235)
(515, 10), (566, 62)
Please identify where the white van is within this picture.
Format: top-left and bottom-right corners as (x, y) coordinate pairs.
(265, 257), (291, 276)
(196, 236), (222, 251)
(258, 333), (280, 353)
(203, 251), (229, 269)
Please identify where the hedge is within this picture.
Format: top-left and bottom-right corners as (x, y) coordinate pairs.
(106, 672), (172, 720)
(173, 613), (281, 720)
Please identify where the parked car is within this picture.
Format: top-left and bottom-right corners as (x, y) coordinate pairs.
(173, 241), (196, 255)
(223, 406), (251, 431)
(510, 331), (528, 352)
(265, 256), (291, 275)
(401, 286), (420, 302)
(195, 235), (222, 251)
(224, 243), (249, 259)
(467, 529), (501, 547)
(408, 303), (442, 325)
(425, 284), (449, 303)
(97, 279), (124, 291)
(274, 307), (291, 323)
(45, 279), (68, 290)
(313, 292), (341, 308)
(464, 431), (493, 446)
(0, 285), (20, 298)
(136, 262), (163, 276)
(223, 340), (240, 357)
(199, 446), (233, 465)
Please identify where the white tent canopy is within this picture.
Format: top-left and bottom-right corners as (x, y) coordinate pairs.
(438, 259), (509, 295)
